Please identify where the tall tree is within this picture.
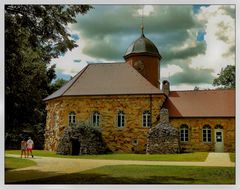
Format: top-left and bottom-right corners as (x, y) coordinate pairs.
(5, 5), (93, 148)
(213, 65), (235, 88)
(51, 78), (69, 92)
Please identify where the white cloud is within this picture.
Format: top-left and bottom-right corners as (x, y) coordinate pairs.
(50, 31), (99, 77)
(190, 5), (235, 77)
(51, 5), (235, 90)
(161, 64), (183, 78)
(137, 5), (154, 16)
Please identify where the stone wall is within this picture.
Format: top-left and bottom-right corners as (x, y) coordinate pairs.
(44, 94), (166, 153)
(146, 123), (180, 154)
(146, 108), (180, 154)
(44, 95), (235, 153)
(170, 117), (235, 152)
(56, 124), (108, 155)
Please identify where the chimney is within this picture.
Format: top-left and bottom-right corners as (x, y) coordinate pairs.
(160, 108), (169, 124)
(162, 80), (170, 96)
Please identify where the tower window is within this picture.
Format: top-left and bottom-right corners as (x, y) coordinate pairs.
(202, 125), (211, 143)
(92, 111), (100, 127)
(180, 124), (189, 142)
(68, 112), (76, 125)
(117, 111), (125, 128)
(142, 110), (151, 128)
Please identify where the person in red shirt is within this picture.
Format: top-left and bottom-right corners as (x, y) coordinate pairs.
(27, 137), (34, 158)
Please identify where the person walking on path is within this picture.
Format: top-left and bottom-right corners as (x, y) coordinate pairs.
(27, 137), (34, 158)
(20, 139), (27, 158)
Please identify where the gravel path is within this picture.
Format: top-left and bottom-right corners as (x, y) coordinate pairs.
(5, 152), (234, 183)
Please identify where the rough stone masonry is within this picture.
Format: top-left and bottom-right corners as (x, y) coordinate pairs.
(56, 123), (108, 155)
(146, 108), (181, 154)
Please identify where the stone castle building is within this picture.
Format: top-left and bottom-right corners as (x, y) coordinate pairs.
(44, 31), (235, 154)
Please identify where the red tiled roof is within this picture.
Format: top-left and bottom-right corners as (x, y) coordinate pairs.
(164, 89), (235, 117)
(44, 63), (163, 101)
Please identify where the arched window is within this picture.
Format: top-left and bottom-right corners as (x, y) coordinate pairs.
(142, 110), (151, 128)
(68, 112), (76, 125)
(117, 111), (125, 128)
(92, 111), (100, 127)
(180, 124), (189, 142)
(202, 125), (212, 142)
(215, 124), (223, 129)
(54, 113), (57, 128)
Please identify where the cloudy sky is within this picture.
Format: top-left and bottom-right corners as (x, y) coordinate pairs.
(50, 4), (235, 90)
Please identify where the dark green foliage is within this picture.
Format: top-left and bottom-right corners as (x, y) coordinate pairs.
(213, 65), (235, 88)
(5, 5), (93, 149)
(51, 78), (68, 92)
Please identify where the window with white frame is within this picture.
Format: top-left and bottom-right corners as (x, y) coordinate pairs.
(202, 125), (211, 142)
(92, 111), (100, 127)
(68, 112), (76, 125)
(117, 111), (125, 128)
(180, 124), (189, 142)
(142, 110), (151, 127)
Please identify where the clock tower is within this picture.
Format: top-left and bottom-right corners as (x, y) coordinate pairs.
(123, 31), (162, 88)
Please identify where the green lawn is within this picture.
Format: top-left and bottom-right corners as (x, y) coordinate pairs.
(10, 165), (235, 184)
(6, 150), (208, 161)
(5, 157), (36, 171)
(229, 153), (235, 162)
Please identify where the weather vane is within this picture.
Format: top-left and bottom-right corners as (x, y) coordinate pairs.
(141, 6), (144, 36)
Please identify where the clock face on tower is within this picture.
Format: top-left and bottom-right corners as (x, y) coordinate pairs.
(133, 60), (144, 72)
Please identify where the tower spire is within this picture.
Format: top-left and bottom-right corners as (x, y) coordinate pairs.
(141, 7), (145, 37)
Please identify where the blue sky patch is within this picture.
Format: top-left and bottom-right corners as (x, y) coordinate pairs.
(71, 34), (80, 41)
(54, 71), (71, 82)
(197, 31), (206, 41)
(192, 5), (210, 14)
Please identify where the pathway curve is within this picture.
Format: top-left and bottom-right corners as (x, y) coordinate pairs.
(5, 152), (234, 183)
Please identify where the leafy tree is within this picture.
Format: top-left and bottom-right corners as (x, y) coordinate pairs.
(5, 5), (93, 149)
(213, 65), (235, 88)
(51, 78), (69, 92)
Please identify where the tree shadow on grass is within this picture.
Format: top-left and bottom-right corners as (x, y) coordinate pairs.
(5, 169), (66, 184)
(6, 170), (205, 184)
(6, 168), (235, 185)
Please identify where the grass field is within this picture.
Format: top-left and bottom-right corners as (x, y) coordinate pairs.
(6, 150), (208, 161)
(5, 151), (235, 184)
(5, 157), (36, 171)
(10, 164), (235, 184)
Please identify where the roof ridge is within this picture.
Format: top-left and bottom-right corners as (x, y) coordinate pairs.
(88, 62), (125, 65)
(61, 64), (89, 96)
(171, 88), (235, 93)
